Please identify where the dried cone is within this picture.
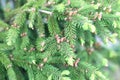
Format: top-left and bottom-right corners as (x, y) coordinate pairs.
(31, 7), (36, 12)
(20, 32), (27, 37)
(5, 27), (9, 30)
(41, 42), (45, 47)
(64, 17), (68, 21)
(71, 44), (75, 49)
(94, 12), (99, 20)
(86, 47), (94, 55)
(9, 54), (14, 60)
(30, 47), (35, 51)
(45, 1), (55, 7)
(74, 58), (80, 67)
(69, 11), (74, 16)
(7, 64), (12, 69)
(57, 39), (61, 44)
(60, 37), (66, 42)
(94, 42), (101, 49)
(55, 34), (61, 43)
(66, 39), (69, 43)
(24, 47), (27, 51)
(40, 48), (44, 52)
(67, 0), (71, 5)
(73, 10), (78, 15)
(55, 34), (59, 39)
(38, 63), (44, 69)
(91, 1), (95, 4)
(40, 33), (45, 38)
(43, 57), (48, 63)
(104, 6), (112, 13)
(57, 45), (61, 50)
(106, 6), (112, 13)
(12, 23), (17, 27)
(29, 47), (35, 52)
(64, 63), (69, 67)
(98, 12), (102, 20)
(32, 60), (36, 64)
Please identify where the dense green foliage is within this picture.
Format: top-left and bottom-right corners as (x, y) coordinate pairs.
(0, 0), (120, 80)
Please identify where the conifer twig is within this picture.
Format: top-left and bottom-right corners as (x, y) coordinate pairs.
(39, 9), (53, 15)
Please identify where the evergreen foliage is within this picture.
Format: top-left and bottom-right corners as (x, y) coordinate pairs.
(0, 0), (120, 80)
